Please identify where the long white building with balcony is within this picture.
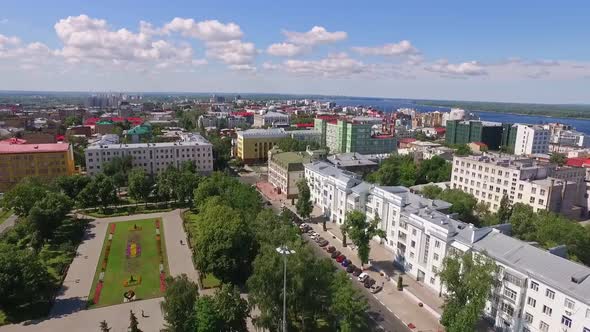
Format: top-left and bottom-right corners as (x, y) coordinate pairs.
(304, 160), (590, 332)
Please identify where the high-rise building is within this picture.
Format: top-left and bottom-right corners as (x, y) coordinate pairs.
(235, 128), (288, 163)
(514, 124), (550, 155)
(445, 120), (503, 149)
(0, 143), (75, 191)
(315, 119), (396, 155)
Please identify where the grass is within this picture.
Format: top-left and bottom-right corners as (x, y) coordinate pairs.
(201, 273), (221, 289)
(88, 218), (169, 307)
(0, 209), (12, 225)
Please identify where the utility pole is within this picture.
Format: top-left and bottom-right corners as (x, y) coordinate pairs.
(276, 246), (295, 332)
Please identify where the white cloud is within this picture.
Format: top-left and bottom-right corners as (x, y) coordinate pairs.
(0, 34), (20, 49)
(266, 43), (305, 57)
(228, 64), (256, 72)
(425, 60), (487, 77)
(271, 53), (370, 77)
(283, 26), (347, 46)
(206, 40), (257, 65)
(352, 40), (418, 56)
(161, 18), (243, 41)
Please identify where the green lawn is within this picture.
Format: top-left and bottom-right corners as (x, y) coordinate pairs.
(0, 209), (12, 225)
(88, 219), (170, 307)
(201, 273), (221, 289)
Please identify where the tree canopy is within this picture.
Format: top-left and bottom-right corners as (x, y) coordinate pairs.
(343, 210), (386, 267)
(366, 154), (451, 187)
(160, 274), (199, 332)
(295, 179), (312, 219)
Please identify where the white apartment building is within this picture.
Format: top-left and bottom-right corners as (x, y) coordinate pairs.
(85, 134), (213, 176)
(450, 155), (586, 218)
(253, 111), (290, 128)
(552, 130), (590, 148)
(514, 124), (550, 155)
(304, 160), (590, 332)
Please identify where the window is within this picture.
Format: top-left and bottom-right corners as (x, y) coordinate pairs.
(561, 316), (572, 328)
(539, 321), (549, 332)
(411, 240), (416, 248)
(432, 266), (437, 273)
(501, 302), (514, 316)
(527, 297), (536, 307)
(545, 289), (555, 300)
(430, 277), (435, 284)
(412, 229), (417, 236)
(434, 240), (440, 248)
(587, 308), (590, 318)
(564, 298), (575, 310)
(524, 312), (533, 324)
(542, 305), (552, 316)
(433, 253), (439, 261)
(503, 287), (517, 303)
(530, 281), (539, 291)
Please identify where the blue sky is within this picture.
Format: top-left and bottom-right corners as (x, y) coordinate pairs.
(1, 0), (589, 103)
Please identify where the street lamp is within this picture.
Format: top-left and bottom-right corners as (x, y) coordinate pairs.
(276, 246), (295, 332)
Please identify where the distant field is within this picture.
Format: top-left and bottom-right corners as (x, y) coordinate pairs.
(416, 99), (590, 119)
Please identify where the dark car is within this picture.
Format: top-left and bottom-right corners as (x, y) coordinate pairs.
(341, 259), (351, 267)
(318, 239), (329, 247)
(331, 250), (341, 259)
(326, 246), (336, 253)
(352, 267), (362, 276)
(364, 278), (376, 288)
(336, 255), (346, 263)
(346, 264), (357, 273)
(315, 236), (325, 243)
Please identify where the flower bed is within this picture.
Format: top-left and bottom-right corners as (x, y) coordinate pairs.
(159, 272), (166, 292)
(93, 281), (103, 304)
(109, 223), (116, 234)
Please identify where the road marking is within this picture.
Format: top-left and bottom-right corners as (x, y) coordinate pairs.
(387, 308), (393, 313)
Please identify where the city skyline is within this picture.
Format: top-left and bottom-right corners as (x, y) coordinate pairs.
(1, 0), (589, 103)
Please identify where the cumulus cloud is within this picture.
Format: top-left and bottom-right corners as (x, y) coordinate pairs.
(53, 15), (200, 70)
(206, 40), (257, 65)
(266, 53), (371, 77)
(352, 40), (418, 56)
(283, 26), (347, 46)
(161, 18), (243, 41)
(0, 34), (20, 49)
(266, 43), (304, 57)
(425, 60), (487, 77)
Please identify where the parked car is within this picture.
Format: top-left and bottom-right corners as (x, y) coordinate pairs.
(315, 236), (325, 243)
(326, 246), (336, 253)
(336, 255), (346, 263)
(341, 259), (351, 267)
(346, 264), (357, 273)
(364, 278), (376, 288)
(331, 250), (341, 259)
(352, 268), (362, 276)
(370, 284), (383, 294)
(358, 272), (369, 283)
(318, 239), (329, 247)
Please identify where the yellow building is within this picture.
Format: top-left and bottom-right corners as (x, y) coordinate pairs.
(0, 142), (75, 191)
(236, 129), (288, 164)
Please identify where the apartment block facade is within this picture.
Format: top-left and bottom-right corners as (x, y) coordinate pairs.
(0, 143), (75, 191)
(445, 120), (504, 150)
(514, 124), (550, 155)
(304, 160), (590, 332)
(235, 128), (288, 163)
(85, 134), (213, 176)
(315, 119), (396, 155)
(450, 155), (587, 218)
(267, 148), (315, 198)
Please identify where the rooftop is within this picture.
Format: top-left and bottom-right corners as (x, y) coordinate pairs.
(87, 140), (211, 151)
(238, 128), (288, 138)
(0, 143), (70, 154)
(271, 150), (313, 171)
(328, 153), (378, 168)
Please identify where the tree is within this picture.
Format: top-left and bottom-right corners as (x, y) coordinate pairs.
(340, 223), (349, 248)
(343, 211), (386, 267)
(439, 253), (496, 332)
(1, 177), (47, 216)
(194, 296), (220, 332)
(550, 152), (567, 166)
(252, 209), (299, 249)
(212, 283), (249, 332)
(64, 115), (81, 127)
(454, 144), (471, 156)
(330, 271), (369, 331)
(128, 310), (142, 332)
(416, 156), (452, 184)
(193, 201), (257, 284)
(176, 169), (200, 204)
(295, 179), (312, 220)
(496, 194), (512, 222)
(54, 175), (91, 201)
(365, 154), (417, 186)
(437, 189), (479, 225)
(99, 320), (111, 332)
(160, 274), (199, 332)
(420, 184), (443, 199)
(128, 168), (153, 206)
(94, 174), (118, 210)
(28, 192), (73, 245)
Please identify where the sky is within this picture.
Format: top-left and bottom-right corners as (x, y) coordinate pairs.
(0, 0), (589, 103)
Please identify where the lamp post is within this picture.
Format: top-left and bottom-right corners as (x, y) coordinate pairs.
(276, 246), (295, 332)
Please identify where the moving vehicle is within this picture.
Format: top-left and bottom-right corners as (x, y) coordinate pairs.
(358, 272), (369, 283)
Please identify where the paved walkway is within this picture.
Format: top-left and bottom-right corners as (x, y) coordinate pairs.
(0, 213), (17, 234)
(0, 210), (197, 332)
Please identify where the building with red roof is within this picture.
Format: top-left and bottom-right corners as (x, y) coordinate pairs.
(0, 137), (27, 145)
(566, 157), (590, 168)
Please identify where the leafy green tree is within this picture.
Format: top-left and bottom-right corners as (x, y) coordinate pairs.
(54, 175), (91, 201)
(437, 189), (479, 225)
(330, 271), (369, 332)
(496, 194), (512, 222)
(64, 115), (82, 127)
(128, 310), (142, 332)
(416, 156), (452, 184)
(176, 169), (200, 204)
(508, 203), (536, 240)
(212, 283), (249, 332)
(160, 274), (199, 332)
(99, 320), (111, 332)
(439, 253), (496, 332)
(102, 155), (133, 190)
(193, 201), (257, 284)
(277, 137), (319, 152)
(0, 243), (55, 309)
(28, 192), (73, 245)
(252, 209), (299, 248)
(343, 211), (386, 267)
(193, 173), (261, 220)
(550, 152), (567, 166)
(207, 133), (232, 170)
(420, 184), (443, 199)
(194, 296), (220, 332)
(365, 154), (417, 186)
(340, 223), (349, 248)
(295, 179), (312, 220)
(1, 177), (47, 216)
(128, 168), (153, 206)
(95, 174), (119, 210)
(454, 144), (471, 156)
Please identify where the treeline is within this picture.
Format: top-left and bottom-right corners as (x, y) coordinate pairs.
(417, 99), (590, 119)
(366, 154), (452, 187)
(180, 173), (370, 331)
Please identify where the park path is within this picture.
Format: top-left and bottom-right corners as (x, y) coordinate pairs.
(0, 210), (197, 332)
(0, 214), (17, 234)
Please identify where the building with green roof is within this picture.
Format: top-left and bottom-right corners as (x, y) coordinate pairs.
(268, 147), (321, 198)
(125, 123), (152, 143)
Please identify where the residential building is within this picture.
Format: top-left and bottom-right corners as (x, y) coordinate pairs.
(304, 160), (590, 332)
(552, 130), (590, 148)
(501, 123), (518, 151)
(514, 124), (550, 155)
(85, 134), (213, 176)
(235, 128), (288, 163)
(445, 120), (504, 149)
(326, 152), (378, 174)
(125, 123), (152, 143)
(253, 111), (290, 128)
(315, 119), (397, 154)
(268, 148), (317, 198)
(450, 154), (587, 218)
(0, 143), (75, 191)
(289, 129), (322, 145)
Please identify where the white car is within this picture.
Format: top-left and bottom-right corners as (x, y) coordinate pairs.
(358, 272), (369, 283)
